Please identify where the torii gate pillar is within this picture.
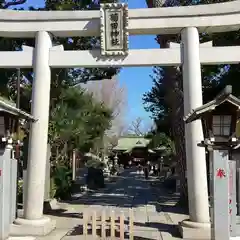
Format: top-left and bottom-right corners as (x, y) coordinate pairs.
(14, 31), (56, 234)
(179, 27), (210, 239)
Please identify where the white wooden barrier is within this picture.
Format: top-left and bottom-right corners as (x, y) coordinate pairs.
(83, 208), (134, 239)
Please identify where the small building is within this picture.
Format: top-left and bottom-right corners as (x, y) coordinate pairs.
(112, 136), (166, 166)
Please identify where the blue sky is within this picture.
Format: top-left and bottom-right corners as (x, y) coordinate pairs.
(118, 1), (158, 128)
(22, 0), (158, 128)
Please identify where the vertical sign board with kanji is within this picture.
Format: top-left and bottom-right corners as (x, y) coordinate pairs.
(100, 3), (129, 56)
(228, 160), (237, 237)
(211, 149), (230, 240)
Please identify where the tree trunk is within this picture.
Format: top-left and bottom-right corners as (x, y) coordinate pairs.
(146, 0), (188, 204)
(160, 39), (188, 204)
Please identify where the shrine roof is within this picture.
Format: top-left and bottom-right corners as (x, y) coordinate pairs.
(0, 96), (15, 106)
(113, 136), (150, 151)
(0, 97), (35, 121)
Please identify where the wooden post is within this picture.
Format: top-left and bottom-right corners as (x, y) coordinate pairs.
(72, 150), (76, 181)
(92, 211), (97, 238)
(110, 210), (115, 238)
(129, 208), (134, 240)
(119, 211), (125, 240)
(101, 210), (106, 238)
(83, 211), (88, 236)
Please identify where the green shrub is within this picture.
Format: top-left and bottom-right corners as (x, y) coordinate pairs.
(85, 157), (105, 189)
(86, 158), (105, 169)
(52, 165), (73, 200)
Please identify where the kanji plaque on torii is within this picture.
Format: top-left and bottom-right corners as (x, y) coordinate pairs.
(100, 3), (129, 56)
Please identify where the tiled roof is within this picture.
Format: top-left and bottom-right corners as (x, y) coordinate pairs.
(113, 136), (150, 151)
(0, 97), (35, 121)
(184, 85), (240, 124)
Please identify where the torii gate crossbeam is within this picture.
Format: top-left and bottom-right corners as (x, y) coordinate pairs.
(1, 46), (240, 68)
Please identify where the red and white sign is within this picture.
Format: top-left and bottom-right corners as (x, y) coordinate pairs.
(216, 168), (226, 178)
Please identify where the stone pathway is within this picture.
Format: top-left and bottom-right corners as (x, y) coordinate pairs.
(37, 168), (186, 240)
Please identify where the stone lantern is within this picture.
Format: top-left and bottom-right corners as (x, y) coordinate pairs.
(103, 155), (110, 176)
(114, 154), (118, 165)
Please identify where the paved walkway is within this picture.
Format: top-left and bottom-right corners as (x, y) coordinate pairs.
(38, 168), (187, 240)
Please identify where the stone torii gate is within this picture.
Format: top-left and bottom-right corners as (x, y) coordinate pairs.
(2, 1), (240, 238)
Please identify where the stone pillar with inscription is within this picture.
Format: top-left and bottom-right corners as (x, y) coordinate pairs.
(209, 150), (237, 240)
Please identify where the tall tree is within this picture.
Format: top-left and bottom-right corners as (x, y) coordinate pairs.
(80, 75), (127, 148)
(49, 87), (112, 165)
(144, 0), (240, 204)
(145, 0), (187, 201)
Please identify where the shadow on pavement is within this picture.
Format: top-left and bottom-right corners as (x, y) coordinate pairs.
(64, 220), (180, 239)
(135, 221), (181, 238)
(57, 171), (161, 209)
(46, 208), (83, 219)
(46, 168), (184, 239)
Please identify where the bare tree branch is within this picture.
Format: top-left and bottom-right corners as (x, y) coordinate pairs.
(128, 117), (153, 136)
(128, 118), (144, 136)
(80, 75), (127, 139)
